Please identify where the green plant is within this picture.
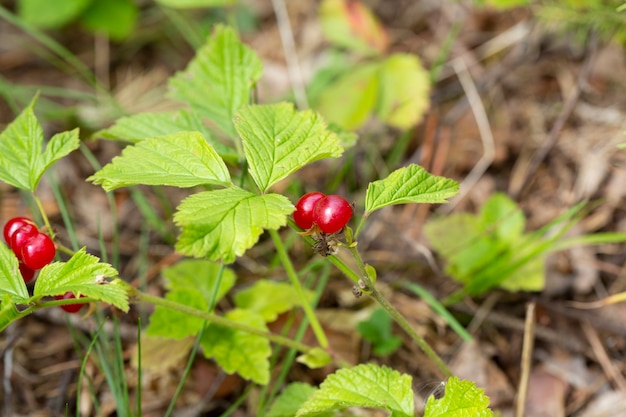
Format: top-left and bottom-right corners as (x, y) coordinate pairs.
(357, 308), (402, 356)
(0, 24), (498, 416)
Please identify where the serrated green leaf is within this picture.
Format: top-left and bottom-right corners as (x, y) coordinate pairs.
(316, 63), (380, 130)
(79, 0), (138, 41)
(0, 98), (80, 191)
(155, 0), (237, 7)
(145, 289), (207, 339)
(424, 377), (492, 417)
(376, 53), (430, 129)
(296, 348), (332, 369)
(33, 248), (127, 311)
(94, 109), (237, 162)
(168, 25), (263, 137)
(296, 364), (414, 417)
(365, 164), (459, 214)
(200, 309), (271, 385)
(163, 259), (236, 304)
(0, 293), (21, 332)
(18, 0), (91, 29)
(234, 279), (314, 322)
(267, 383), (319, 417)
(175, 188), (293, 263)
(235, 103), (344, 192)
(0, 243), (30, 303)
(88, 132), (231, 191)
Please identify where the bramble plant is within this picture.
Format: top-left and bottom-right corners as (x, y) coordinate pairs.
(0, 24), (495, 416)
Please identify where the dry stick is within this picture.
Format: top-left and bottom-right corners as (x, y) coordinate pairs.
(271, 0), (309, 110)
(582, 321), (626, 391)
(440, 57), (495, 213)
(515, 302), (536, 417)
(511, 34), (598, 199)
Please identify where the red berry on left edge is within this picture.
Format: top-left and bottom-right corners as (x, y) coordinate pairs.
(21, 233), (56, 270)
(293, 192), (326, 230)
(4, 217), (36, 246)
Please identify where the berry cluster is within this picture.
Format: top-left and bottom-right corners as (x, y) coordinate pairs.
(294, 192), (353, 234)
(3, 217), (55, 281)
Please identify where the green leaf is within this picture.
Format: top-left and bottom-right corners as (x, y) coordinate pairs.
(145, 289), (207, 339)
(424, 377), (493, 417)
(145, 260), (236, 339)
(267, 383), (319, 417)
(296, 348), (332, 369)
(87, 132), (231, 191)
(200, 309), (271, 385)
(33, 248), (128, 311)
(18, 0), (92, 29)
(155, 0), (237, 7)
(376, 53), (431, 129)
(0, 243), (29, 303)
(168, 25), (263, 137)
(319, 0), (389, 56)
(79, 0), (138, 41)
(94, 109), (237, 162)
(479, 193), (525, 244)
(175, 188), (293, 263)
(296, 364), (414, 417)
(357, 309), (402, 356)
(0, 294), (21, 332)
(234, 279), (314, 322)
(365, 164), (459, 214)
(0, 98), (80, 191)
(316, 62), (380, 130)
(235, 103), (344, 192)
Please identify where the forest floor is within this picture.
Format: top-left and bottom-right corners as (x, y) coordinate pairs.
(1, 1), (626, 416)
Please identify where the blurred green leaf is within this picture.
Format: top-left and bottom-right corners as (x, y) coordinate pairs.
(0, 243), (29, 303)
(155, 0), (237, 7)
(79, 0), (138, 40)
(18, 0), (92, 29)
(357, 309), (401, 356)
(163, 259), (236, 304)
(267, 383), (319, 417)
(234, 280), (314, 322)
(296, 348), (332, 369)
(145, 289), (207, 339)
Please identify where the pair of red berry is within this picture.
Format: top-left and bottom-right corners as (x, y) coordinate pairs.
(3, 217), (56, 281)
(3, 217), (82, 313)
(293, 192), (353, 234)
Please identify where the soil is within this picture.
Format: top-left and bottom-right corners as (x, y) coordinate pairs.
(1, 1), (626, 416)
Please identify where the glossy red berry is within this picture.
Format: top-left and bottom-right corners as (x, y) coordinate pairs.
(21, 233), (56, 270)
(19, 263), (36, 283)
(10, 223), (39, 258)
(312, 195), (352, 234)
(55, 292), (83, 314)
(3, 217), (36, 244)
(294, 192), (326, 230)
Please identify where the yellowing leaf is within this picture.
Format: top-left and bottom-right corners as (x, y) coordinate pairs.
(376, 53), (431, 129)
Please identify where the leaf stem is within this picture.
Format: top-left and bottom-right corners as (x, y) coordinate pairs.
(33, 194), (54, 240)
(269, 229), (329, 349)
(133, 291), (315, 354)
(347, 245), (453, 378)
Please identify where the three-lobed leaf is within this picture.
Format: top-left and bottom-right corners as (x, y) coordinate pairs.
(175, 188), (293, 264)
(0, 98), (80, 191)
(235, 103), (344, 192)
(200, 308), (271, 385)
(365, 164), (459, 214)
(168, 25), (263, 137)
(0, 243), (29, 303)
(88, 131), (232, 191)
(34, 248), (128, 311)
(424, 377), (493, 417)
(234, 279), (315, 322)
(296, 364), (414, 417)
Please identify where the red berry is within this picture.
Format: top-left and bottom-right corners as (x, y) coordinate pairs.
(294, 192), (326, 230)
(21, 233), (56, 270)
(3, 217), (36, 244)
(18, 263), (36, 283)
(55, 292), (83, 314)
(312, 195), (353, 234)
(10, 223), (39, 259)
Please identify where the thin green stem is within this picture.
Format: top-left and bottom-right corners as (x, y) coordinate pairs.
(269, 229), (328, 349)
(347, 244), (453, 378)
(33, 194), (54, 239)
(133, 291), (315, 354)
